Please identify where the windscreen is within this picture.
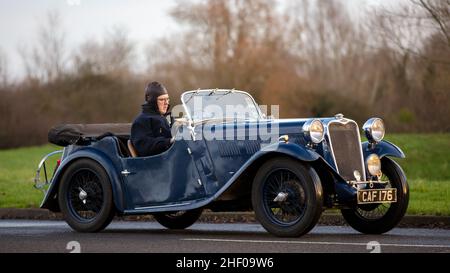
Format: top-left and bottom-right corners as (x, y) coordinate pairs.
(181, 90), (261, 122)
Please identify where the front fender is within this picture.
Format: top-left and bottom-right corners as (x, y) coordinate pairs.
(259, 141), (320, 162)
(362, 140), (406, 159)
(40, 148), (125, 212)
(209, 142), (321, 200)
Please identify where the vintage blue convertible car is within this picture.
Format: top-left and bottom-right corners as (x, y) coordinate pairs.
(35, 89), (408, 237)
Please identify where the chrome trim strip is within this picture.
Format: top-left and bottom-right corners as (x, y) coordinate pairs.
(180, 90), (195, 124)
(350, 181), (389, 185)
(326, 119), (366, 181)
(36, 150), (63, 170)
(134, 201), (192, 210)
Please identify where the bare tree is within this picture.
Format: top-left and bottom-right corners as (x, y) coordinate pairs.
(147, 0), (286, 100)
(365, 0), (450, 131)
(143, 0), (449, 131)
(414, 0), (450, 47)
(0, 47), (8, 88)
(284, 0), (374, 114)
(371, 0), (450, 63)
(73, 25), (134, 77)
(19, 10), (67, 82)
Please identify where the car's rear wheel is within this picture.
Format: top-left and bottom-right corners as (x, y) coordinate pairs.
(58, 159), (115, 232)
(341, 157), (409, 234)
(252, 158), (323, 237)
(153, 208), (203, 229)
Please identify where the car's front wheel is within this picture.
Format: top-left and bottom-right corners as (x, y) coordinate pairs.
(58, 159), (115, 232)
(341, 157), (409, 234)
(153, 208), (203, 229)
(252, 158), (323, 237)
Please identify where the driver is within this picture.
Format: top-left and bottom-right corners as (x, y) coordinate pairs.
(130, 81), (174, 157)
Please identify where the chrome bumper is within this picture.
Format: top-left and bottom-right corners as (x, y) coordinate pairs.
(34, 150), (63, 192)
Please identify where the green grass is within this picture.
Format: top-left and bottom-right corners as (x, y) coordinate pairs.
(383, 134), (450, 216)
(384, 134), (450, 181)
(0, 134), (449, 215)
(406, 179), (450, 216)
(0, 145), (60, 208)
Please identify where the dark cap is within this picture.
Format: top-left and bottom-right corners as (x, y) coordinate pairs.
(145, 81), (168, 102)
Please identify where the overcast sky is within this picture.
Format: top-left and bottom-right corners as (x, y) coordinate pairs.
(0, 0), (398, 80)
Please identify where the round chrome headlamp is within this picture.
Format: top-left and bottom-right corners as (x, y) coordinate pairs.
(363, 118), (385, 143)
(366, 154), (382, 177)
(302, 119), (324, 144)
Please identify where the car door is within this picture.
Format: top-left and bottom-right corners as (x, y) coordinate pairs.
(202, 121), (261, 186)
(120, 138), (206, 209)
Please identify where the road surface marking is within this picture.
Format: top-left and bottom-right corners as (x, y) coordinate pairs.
(182, 238), (450, 249)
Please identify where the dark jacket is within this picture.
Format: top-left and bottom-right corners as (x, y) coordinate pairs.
(131, 103), (172, 157)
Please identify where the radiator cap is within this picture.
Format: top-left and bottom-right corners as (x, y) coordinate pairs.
(335, 113), (344, 119)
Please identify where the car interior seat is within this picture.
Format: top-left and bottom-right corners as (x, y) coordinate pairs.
(127, 140), (138, 158)
(96, 132), (131, 157)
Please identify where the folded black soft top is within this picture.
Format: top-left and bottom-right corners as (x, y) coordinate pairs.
(48, 123), (131, 147)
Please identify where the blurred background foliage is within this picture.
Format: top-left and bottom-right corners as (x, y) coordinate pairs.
(0, 0), (449, 148)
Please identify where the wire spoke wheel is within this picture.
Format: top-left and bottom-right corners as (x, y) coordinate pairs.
(341, 157), (409, 234)
(68, 169), (104, 221)
(59, 159), (115, 233)
(263, 169), (307, 225)
(252, 158), (323, 237)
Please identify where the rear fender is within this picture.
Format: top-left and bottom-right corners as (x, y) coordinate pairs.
(40, 148), (125, 212)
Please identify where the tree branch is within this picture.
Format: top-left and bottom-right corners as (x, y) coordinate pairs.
(418, 0), (450, 47)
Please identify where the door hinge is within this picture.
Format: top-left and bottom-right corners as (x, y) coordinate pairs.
(121, 169), (131, 176)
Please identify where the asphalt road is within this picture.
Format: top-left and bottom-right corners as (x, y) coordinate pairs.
(0, 220), (449, 253)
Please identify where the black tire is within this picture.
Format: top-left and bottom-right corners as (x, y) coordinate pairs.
(252, 158), (323, 237)
(58, 159), (115, 232)
(153, 208), (203, 229)
(341, 157), (409, 234)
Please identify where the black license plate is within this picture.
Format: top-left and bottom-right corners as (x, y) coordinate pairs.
(357, 188), (397, 204)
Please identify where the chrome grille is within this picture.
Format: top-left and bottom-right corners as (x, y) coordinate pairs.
(327, 121), (365, 181)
